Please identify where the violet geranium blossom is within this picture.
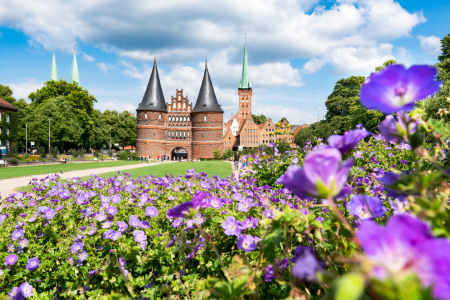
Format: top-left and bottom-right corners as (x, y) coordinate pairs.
(277, 147), (353, 200)
(237, 234), (257, 252)
(347, 194), (386, 220)
(378, 111), (420, 143)
(166, 192), (206, 218)
(360, 64), (440, 114)
(221, 216), (241, 236)
(327, 129), (370, 155)
(358, 215), (450, 300)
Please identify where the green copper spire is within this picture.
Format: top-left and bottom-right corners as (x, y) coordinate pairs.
(49, 52), (59, 81)
(239, 42), (251, 89)
(69, 49), (80, 85)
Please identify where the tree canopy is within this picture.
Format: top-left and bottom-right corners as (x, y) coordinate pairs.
(251, 114), (267, 125)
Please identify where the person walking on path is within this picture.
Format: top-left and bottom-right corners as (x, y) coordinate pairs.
(234, 152), (240, 171)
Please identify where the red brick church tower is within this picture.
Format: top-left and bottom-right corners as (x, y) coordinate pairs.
(136, 58), (224, 160)
(238, 42), (252, 117)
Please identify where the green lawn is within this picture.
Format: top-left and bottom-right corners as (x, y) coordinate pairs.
(94, 161), (233, 179)
(15, 161), (233, 193)
(0, 160), (140, 180)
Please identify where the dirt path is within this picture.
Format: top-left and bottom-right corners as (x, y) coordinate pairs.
(0, 161), (172, 198)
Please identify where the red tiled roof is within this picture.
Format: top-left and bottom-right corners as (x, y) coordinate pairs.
(0, 98), (18, 111)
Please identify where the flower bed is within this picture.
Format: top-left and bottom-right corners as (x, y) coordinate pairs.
(2, 64), (450, 299)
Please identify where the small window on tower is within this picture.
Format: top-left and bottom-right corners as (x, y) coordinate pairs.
(203, 104), (206, 108)
(144, 113), (147, 119)
(150, 103), (153, 107)
(204, 115), (207, 122)
(159, 113), (162, 120)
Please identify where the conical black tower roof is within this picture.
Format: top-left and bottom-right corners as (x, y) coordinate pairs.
(192, 63), (223, 113)
(137, 59), (167, 112)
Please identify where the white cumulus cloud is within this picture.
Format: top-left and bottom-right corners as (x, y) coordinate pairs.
(7, 78), (43, 101)
(96, 63), (115, 74)
(82, 52), (95, 62)
(417, 35), (441, 56)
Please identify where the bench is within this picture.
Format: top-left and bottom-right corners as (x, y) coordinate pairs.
(0, 160), (8, 167)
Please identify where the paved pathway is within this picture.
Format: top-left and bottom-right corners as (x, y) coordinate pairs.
(0, 161), (171, 197)
(228, 161), (240, 178)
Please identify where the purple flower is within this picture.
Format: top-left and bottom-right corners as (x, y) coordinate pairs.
(43, 208), (55, 219)
(222, 216), (241, 236)
(370, 156), (379, 164)
(166, 192), (206, 218)
(242, 216), (259, 229)
(138, 220), (149, 229)
(209, 197), (224, 209)
(172, 218), (183, 228)
(26, 257), (40, 271)
(11, 229), (24, 241)
(106, 206), (117, 215)
(360, 64), (440, 114)
(8, 287), (22, 300)
(5, 254), (18, 266)
(292, 249), (321, 281)
(378, 111), (420, 143)
(145, 206), (158, 218)
(265, 209), (274, 219)
(70, 242), (83, 253)
(358, 215), (450, 299)
(236, 198), (254, 212)
(133, 230), (147, 243)
(265, 264), (274, 282)
(277, 147), (353, 200)
(129, 215), (140, 227)
(347, 194), (386, 220)
(117, 221), (128, 232)
(237, 235), (257, 252)
(78, 251), (88, 261)
(89, 270), (99, 276)
(19, 282), (34, 298)
(110, 194), (122, 204)
(328, 129), (370, 155)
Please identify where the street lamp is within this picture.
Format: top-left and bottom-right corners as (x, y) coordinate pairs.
(26, 124), (27, 155)
(48, 119), (51, 157)
(314, 107), (320, 122)
(109, 127), (111, 152)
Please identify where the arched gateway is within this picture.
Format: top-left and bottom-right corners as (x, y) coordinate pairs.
(136, 58), (224, 159)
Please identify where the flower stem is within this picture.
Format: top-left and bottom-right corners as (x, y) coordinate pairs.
(195, 223), (232, 282)
(327, 196), (356, 237)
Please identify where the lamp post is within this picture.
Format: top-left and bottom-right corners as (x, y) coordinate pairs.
(48, 119), (51, 157)
(26, 124), (27, 155)
(314, 107), (320, 122)
(109, 127), (111, 152)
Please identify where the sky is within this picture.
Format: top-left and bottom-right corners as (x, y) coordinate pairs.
(0, 0), (449, 125)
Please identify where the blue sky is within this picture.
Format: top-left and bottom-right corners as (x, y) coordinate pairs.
(0, 0), (448, 125)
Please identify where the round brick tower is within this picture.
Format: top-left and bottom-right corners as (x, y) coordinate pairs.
(136, 58), (167, 159)
(191, 61), (224, 159)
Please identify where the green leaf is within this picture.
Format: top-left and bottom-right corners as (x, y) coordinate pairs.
(335, 273), (365, 300)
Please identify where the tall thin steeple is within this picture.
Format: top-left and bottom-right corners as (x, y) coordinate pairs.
(49, 51), (59, 81)
(239, 38), (251, 89)
(69, 48), (80, 85)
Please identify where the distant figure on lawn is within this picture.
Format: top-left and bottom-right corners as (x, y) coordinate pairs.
(234, 153), (240, 170)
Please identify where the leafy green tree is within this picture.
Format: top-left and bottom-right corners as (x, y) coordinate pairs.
(0, 85), (17, 105)
(325, 76), (366, 121)
(28, 80), (97, 148)
(251, 114), (267, 125)
(438, 34), (450, 62)
(27, 96), (83, 151)
(375, 59), (398, 72)
(90, 110), (109, 151)
(278, 117), (288, 124)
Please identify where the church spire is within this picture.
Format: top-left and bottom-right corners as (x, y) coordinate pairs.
(239, 39), (251, 89)
(192, 62), (223, 113)
(69, 48), (80, 85)
(49, 51), (59, 81)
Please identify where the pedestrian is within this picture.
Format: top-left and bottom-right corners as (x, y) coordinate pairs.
(234, 152), (240, 171)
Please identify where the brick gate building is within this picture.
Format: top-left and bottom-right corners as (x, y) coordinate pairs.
(136, 58), (224, 160)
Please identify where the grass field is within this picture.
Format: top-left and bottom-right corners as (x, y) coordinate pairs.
(0, 160), (140, 180)
(97, 161), (233, 179)
(14, 161), (233, 193)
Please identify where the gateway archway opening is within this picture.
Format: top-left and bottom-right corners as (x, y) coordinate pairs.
(172, 147), (188, 161)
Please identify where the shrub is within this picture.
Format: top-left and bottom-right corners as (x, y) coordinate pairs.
(52, 146), (59, 158)
(223, 149), (234, 159)
(36, 146), (47, 159)
(69, 148), (78, 158)
(78, 147), (86, 158)
(107, 150), (113, 157)
(93, 150), (100, 158)
(212, 149), (222, 160)
(117, 150), (130, 160)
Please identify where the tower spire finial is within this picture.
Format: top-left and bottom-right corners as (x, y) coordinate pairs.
(205, 56), (207, 68)
(154, 53), (156, 66)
